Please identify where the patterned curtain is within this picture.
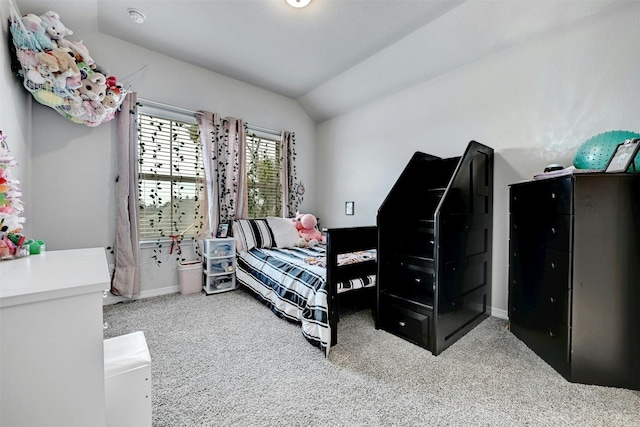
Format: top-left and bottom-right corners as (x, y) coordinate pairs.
(281, 131), (301, 218)
(111, 92), (140, 298)
(197, 112), (246, 234)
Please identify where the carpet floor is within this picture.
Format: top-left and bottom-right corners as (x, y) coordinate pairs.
(103, 288), (640, 426)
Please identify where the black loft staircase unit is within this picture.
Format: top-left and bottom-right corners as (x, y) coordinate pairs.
(376, 141), (494, 355)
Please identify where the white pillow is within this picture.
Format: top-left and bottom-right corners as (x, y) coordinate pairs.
(266, 216), (300, 248)
(232, 221), (245, 253)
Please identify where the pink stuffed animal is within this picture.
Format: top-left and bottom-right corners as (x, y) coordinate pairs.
(294, 213), (326, 245)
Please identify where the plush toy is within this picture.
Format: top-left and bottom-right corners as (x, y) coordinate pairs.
(77, 71), (107, 103)
(50, 48), (79, 75)
(105, 75), (119, 90)
(31, 60), (57, 86)
(34, 48), (80, 89)
(15, 49), (44, 88)
(57, 39), (94, 67)
(15, 48), (37, 68)
(39, 11), (73, 42)
(294, 213), (326, 246)
(20, 14), (54, 51)
(62, 91), (86, 117)
(104, 76), (123, 106)
(65, 73), (82, 90)
(102, 94), (118, 109)
(71, 70), (107, 124)
(83, 98), (106, 118)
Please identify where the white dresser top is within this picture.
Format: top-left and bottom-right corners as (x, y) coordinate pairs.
(0, 247), (110, 308)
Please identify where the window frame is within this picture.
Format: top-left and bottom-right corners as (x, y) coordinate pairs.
(136, 104), (205, 244)
(245, 127), (283, 219)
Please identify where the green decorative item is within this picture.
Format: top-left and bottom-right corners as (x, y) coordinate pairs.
(573, 130), (640, 171)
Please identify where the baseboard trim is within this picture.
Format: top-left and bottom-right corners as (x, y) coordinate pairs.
(491, 306), (508, 320)
(104, 288), (510, 321)
(103, 286), (180, 306)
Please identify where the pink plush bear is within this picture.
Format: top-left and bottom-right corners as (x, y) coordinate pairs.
(294, 213), (326, 245)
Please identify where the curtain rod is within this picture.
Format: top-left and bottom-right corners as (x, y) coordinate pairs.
(247, 124), (282, 136)
(138, 98), (283, 135)
(138, 98), (202, 116)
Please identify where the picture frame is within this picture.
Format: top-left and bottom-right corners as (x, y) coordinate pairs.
(605, 139), (640, 173)
(216, 222), (229, 238)
(345, 201), (354, 216)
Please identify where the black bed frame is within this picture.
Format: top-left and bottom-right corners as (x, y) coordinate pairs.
(325, 226), (378, 346)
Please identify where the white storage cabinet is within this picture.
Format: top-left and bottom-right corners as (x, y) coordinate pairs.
(202, 238), (237, 295)
(0, 248), (110, 427)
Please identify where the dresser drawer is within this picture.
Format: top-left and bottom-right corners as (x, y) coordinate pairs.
(510, 243), (570, 287)
(511, 214), (571, 252)
(510, 318), (570, 375)
(540, 287), (571, 327)
(541, 248), (571, 286)
(539, 321), (570, 372)
(380, 302), (430, 349)
(512, 282), (570, 323)
(510, 177), (572, 215)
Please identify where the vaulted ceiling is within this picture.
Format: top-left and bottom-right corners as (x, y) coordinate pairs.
(15, 0), (626, 122)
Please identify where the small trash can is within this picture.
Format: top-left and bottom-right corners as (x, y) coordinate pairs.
(178, 260), (202, 294)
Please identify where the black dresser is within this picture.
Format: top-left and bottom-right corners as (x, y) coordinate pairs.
(376, 141), (494, 355)
(509, 173), (640, 390)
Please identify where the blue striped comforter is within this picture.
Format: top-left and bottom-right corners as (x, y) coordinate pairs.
(236, 245), (375, 355)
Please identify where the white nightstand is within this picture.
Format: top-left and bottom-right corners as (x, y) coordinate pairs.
(201, 238), (237, 295)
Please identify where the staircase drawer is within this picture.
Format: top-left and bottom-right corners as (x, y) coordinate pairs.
(381, 304), (430, 349)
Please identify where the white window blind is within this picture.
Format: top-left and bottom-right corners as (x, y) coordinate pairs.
(137, 111), (204, 241)
(245, 130), (282, 218)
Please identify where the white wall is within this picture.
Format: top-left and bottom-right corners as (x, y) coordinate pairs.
(1, 0), (31, 227)
(20, 26), (316, 296)
(315, 4), (640, 315)
(6, 1), (639, 307)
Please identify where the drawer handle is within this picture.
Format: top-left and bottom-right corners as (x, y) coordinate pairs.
(551, 227), (557, 235)
(550, 262), (555, 269)
(414, 278), (421, 283)
(398, 321), (406, 327)
(551, 192), (556, 200)
(549, 331), (557, 338)
(550, 297), (556, 303)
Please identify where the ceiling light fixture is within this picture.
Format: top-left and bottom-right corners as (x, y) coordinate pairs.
(127, 8), (146, 24)
(285, 0), (311, 8)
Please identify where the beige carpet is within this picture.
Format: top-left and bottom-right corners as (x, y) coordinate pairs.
(103, 288), (640, 426)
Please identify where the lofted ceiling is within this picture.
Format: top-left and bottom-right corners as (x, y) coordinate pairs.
(14, 0), (627, 123)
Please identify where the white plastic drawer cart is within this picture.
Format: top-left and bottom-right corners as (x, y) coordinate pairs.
(201, 238), (237, 295)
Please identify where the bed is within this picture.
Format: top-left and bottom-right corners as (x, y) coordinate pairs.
(233, 218), (377, 355)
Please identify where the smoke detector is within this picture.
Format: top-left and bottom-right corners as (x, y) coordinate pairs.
(285, 0), (311, 8)
(127, 8), (146, 24)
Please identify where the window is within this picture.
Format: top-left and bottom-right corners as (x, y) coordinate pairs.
(137, 109), (205, 241)
(245, 130), (282, 218)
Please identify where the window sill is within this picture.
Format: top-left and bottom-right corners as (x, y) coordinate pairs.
(139, 239), (198, 250)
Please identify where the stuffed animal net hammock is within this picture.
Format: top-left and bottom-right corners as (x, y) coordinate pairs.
(8, 5), (145, 127)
